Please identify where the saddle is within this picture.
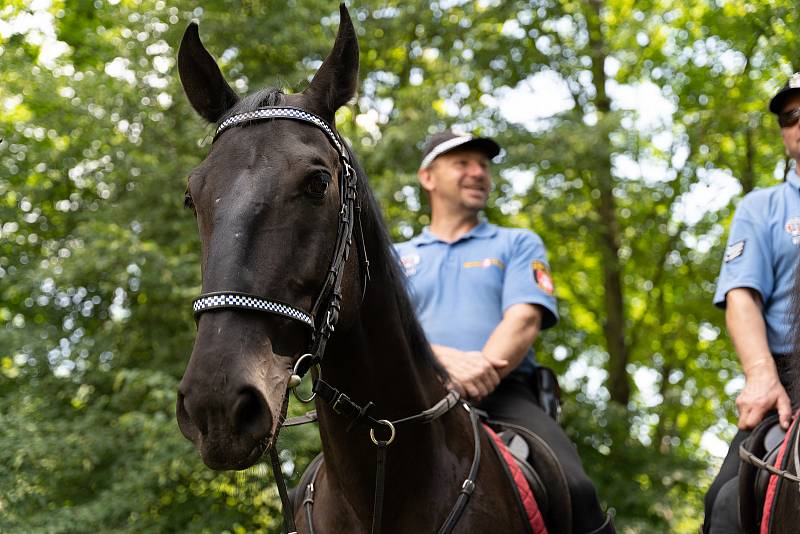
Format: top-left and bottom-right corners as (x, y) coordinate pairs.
(738, 414), (791, 534)
(491, 421), (573, 534)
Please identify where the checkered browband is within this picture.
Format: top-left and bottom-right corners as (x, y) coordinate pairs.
(193, 292), (314, 328)
(214, 106), (344, 156)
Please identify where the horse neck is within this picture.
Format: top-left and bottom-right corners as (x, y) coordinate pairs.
(322, 259), (447, 427)
(313, 243), (466, 508)
(328, 285), (443, 409)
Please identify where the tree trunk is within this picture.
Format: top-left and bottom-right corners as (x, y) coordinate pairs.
(741, 123), (756, 193)
(587, 0), (630, 405)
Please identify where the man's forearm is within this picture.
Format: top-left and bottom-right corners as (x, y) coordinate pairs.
(482, 303), (542, 379)
(725, 287), (792, 428)
(726, 288), (773, 376)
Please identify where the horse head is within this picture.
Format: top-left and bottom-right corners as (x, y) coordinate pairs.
(175, 4), (361, 470)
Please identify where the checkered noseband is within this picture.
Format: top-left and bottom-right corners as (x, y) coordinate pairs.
(192, 106), (363, 374)
(192, 292), (314, 328)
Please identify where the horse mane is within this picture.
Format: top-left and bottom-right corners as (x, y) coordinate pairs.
(217, 87), (446, 379)
(791, 264), (800, 405)
(344, 143), (448, 380)
(218, 88), (286, 124)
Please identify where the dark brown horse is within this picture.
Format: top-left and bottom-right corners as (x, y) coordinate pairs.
(175, 5), (544, 533)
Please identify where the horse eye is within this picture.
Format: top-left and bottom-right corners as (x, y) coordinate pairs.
(305, 171), (331, 200)
(184, 192), (194, 210)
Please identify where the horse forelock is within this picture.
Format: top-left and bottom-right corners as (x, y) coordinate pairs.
(217, 88), (286, 125)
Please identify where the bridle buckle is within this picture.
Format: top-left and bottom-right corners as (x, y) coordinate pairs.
(331, 392), (351, 415)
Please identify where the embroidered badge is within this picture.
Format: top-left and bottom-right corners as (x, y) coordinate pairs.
(400, 254), (420, 276)
(724, 240), (745, 262)
(463, 258), (505, 270)
(531, 261), (554, 295)
(785, 217), (800, 245)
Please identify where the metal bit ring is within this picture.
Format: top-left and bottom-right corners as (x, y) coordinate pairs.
(290, 354), (320, 404)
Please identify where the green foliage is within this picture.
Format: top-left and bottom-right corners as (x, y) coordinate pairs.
(2, 0), (797, 532)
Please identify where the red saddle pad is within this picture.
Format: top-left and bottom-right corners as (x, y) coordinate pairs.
(761, 410), (800, 534)
(484, 424), (548, 534)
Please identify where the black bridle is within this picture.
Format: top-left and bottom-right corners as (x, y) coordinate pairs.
(192, 106), (369, 382)
(190, 106), (475, 534)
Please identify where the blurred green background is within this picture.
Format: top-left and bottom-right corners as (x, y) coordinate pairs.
(2, 0), (798, 532)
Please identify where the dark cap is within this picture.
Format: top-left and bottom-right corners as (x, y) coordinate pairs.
(769, 73), (800, 114)
(420, 130), (501, 169)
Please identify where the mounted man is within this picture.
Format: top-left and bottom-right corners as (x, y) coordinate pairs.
(396, 130), (614, 533)
(704, 74), (800, 533)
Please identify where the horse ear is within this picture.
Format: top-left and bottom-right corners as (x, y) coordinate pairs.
(305, 3), (359, 123)
(178, 23), (239, 123)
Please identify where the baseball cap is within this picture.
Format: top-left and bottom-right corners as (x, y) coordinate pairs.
(419, 130), (501, 170)
(769, 72), (800, 114)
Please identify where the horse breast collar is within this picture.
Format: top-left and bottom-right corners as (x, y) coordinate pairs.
(191, 106), (368, 379)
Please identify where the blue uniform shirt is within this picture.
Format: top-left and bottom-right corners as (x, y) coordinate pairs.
(713, 169), (800, 355)
(396, 221), (559, 376)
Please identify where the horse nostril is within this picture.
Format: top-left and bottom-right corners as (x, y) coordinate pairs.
(176, 391), (206, 439)
(232, 387), (272, 440)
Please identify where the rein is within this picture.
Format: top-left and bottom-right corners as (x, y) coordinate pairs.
(739, 414), (800, 485)
(191, 106), (480, 534)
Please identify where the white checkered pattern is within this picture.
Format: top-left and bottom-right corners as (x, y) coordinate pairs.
(215, 107), (344, 155)
(193, 293), (314, 327)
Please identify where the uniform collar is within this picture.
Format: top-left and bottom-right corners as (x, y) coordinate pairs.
(415, 220), (498, 246)
(787, 167), (800, 190)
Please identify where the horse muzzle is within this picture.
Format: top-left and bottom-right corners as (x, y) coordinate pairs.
(177, 352), (293, 470)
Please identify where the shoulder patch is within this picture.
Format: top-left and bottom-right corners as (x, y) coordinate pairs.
(531, 260), (548, 272)
(724, 240), (745, 263)
(400, 254), (420, 276)
(785, 216), (800, 245)
(531, 261), (554, 295)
